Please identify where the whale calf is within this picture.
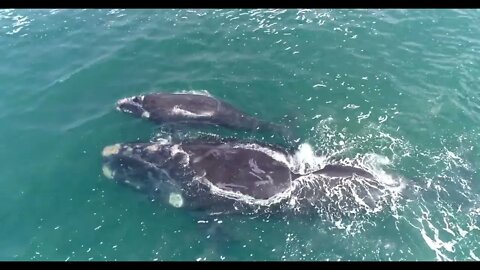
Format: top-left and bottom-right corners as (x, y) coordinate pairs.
(116, 93), (290, 136)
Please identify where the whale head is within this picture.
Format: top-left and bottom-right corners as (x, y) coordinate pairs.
(116, 95), (150, 119)
(101, 142), (186, 207)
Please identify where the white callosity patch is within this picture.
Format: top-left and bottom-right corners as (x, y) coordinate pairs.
(102, 144), (121, 157)
(168, 192), (184, 208)
(115, 97), (131, 112)
(102, 165), (114, 179)
(117, 95), (144, 104)
(141, 111), (150, 118)
(170, 105), (215, 118)
(115, 95), (145, 113)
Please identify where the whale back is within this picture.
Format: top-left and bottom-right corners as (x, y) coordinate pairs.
(143, 93), (220, 122)
(181, 142), (293, 200)
(117, 93), (292, 137)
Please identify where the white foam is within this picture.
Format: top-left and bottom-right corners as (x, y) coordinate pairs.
(196, 175), (294, 207)
(356, 153), (404, 188)
(173, 89), (213, 97)
(170, 144), (189, 165)
(232, 143), (293, 169)
(418, 210), (456, 261)
(470, 250), (480, 261)
(151, 137), (172, 145)
(288, 144), (405, 216)
(292, 143), (327, 175)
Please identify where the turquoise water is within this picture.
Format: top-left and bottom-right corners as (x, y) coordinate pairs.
(1, 9), (479, 261)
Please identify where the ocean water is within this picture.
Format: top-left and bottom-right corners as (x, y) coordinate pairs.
(0, 9), (479, 261)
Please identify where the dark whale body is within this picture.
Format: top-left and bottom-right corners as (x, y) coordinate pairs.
(101, 138), (387, 216)
(116, 93), (288, 135)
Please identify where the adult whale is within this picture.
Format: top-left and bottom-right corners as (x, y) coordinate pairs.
(115, 93), (290, 136)
(100, 138), (393, 216)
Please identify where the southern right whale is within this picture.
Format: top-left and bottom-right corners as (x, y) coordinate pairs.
(100, 138), (395, 217)
(116, 93), (290, 137)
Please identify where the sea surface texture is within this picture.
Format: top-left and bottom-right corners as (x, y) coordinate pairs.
(0, 9), (479, 261)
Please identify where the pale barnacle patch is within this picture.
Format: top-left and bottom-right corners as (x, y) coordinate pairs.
(141, 111), (150, 118)
(146, 144), (160, 152)
(102, 144), (121, 157)
(102, 165), (114, 179)
(169, 193), (184, 208)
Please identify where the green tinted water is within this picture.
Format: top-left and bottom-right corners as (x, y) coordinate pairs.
(0, 9), (479, 261)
